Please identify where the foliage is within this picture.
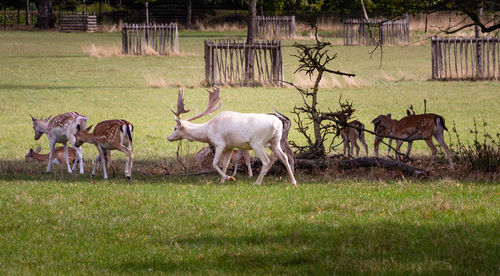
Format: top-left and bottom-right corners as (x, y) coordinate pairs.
(451, 119), (500, 172)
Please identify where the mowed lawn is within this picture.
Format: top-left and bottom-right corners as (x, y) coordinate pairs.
(0, 30), (499, 274)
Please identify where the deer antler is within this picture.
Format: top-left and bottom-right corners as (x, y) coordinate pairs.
(185, 86), (221, 121)
(170, 88), (191, 119)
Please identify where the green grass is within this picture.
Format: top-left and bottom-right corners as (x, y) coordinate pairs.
(0, 30), (499, 274)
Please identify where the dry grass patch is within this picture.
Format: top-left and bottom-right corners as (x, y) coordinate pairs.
(144, 74), (183, 88)
(99, 22), (122, 33)
(381, 71), (397, 82)
(82, 43), (123, 58)
(192, 21), (245, 32)
(342, 75), (367, 88)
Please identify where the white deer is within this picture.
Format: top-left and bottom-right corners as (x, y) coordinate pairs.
(167, 87), (297, 186)
(31, 112), (87, 174)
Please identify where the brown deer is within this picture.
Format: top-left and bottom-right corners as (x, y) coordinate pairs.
(195, 146), (253, 177)
(25, 146), (77, 165)
(167, 87), (296, 185)
(372, 114), (399, 158)
(340, 120), (368, 158)
(375, 113), (454, 170)
(31, 112), (88, 174)
(74, 119), (134, 180)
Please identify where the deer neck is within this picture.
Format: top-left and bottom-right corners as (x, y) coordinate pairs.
(182, 121), (210, 143)
(80, 131), (99, 145)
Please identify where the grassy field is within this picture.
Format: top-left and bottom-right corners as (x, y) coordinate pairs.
(0, 30), (499, 274)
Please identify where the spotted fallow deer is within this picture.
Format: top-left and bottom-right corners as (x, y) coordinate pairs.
(167, 87), (296, 186)
(195, 145), (253, 177)
(74, 119), (134, 180)
(25, 146), (77, 165)
(372, 114), (399, 158)
(340, 120), (368, 158)
(385, 113), (454, 170)
(31, 112), (87, 174)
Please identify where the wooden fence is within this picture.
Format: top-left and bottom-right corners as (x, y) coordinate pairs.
(60, 14), (97, 32)
(122, 23), (179, 55)
(255, 16), (296, 38)
(343, 18), (409, 46)
(431, 37), (500, 80)
(204, 40), (284, 86)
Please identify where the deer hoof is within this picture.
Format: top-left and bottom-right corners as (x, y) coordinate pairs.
(126, 176), (131, 181)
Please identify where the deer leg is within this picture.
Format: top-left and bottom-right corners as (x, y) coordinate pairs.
(97, 145), (108, 180)
(425, 138), (438, 171)
(387, 138), (393, 158)
(212, 146), (233, 183)
(91, 153), (100, 178)
(46, 139), (56, 173)
(343, 137), (348, 157)
(63, 142), (72, 173)
(359, 134), (369, 157)
(244, 151), (253, 177)
(232, 150), (242, 177)
(271, 144), (297, 186)
(252, 145), (271, 185)
(374, 136), (381, 157)
(395, 140), (404, 160)
(352, 139), (360, 157)
(221, 150), (233, 182)
(406, 141), (413, 157)
(434, 132), (455, 170)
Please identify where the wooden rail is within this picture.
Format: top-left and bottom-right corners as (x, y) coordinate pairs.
(255, 16), (296, 38)
(204, 39), (284, 87)
(60, 14), (97, 32)
(122, 23), (179, 55)
(343, 18), (409, 46)
(431, 36), (500, 80)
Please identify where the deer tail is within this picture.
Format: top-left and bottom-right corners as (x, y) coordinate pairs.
(436, 115), (448, 131)
(273, 109), (291, 140)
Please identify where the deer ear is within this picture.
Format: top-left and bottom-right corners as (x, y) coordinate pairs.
(29, 148), (34, 153)
(36, 146), (41, 153)
(45, 115), (52, 121)
(76, 124), (81, 133)
(85, 124), (93, 132)
(387, 113), (392, 118)
(30, 114), (36, 122)
(406, 110), (411, 116)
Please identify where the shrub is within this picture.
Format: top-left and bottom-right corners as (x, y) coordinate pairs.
(450, 119), (500, 172)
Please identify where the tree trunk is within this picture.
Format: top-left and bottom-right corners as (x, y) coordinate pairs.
(186, 0), (192, 29)
(475, 7), (483, 79)
(245, 0), (256, 85)
(312, 69), (325, 155)
(36, 0), (54, 28)
(25, 0), (30, 25)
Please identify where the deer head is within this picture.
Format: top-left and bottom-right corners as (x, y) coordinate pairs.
(167, 87), (221, 142)
(74, 124), (94, 147)
(31, 114), (52, 140)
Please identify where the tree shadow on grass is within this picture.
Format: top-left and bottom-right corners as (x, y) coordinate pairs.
(112, 221), (500, 274)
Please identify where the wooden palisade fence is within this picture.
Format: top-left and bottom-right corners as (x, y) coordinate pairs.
(343, 17), (409, 45)
(255, 16), (296, 38)
(60, 14), (97, 32)
(431, 37), (500, 80)
(204, 40), (284, 86)
(122, 23), (179, 55)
